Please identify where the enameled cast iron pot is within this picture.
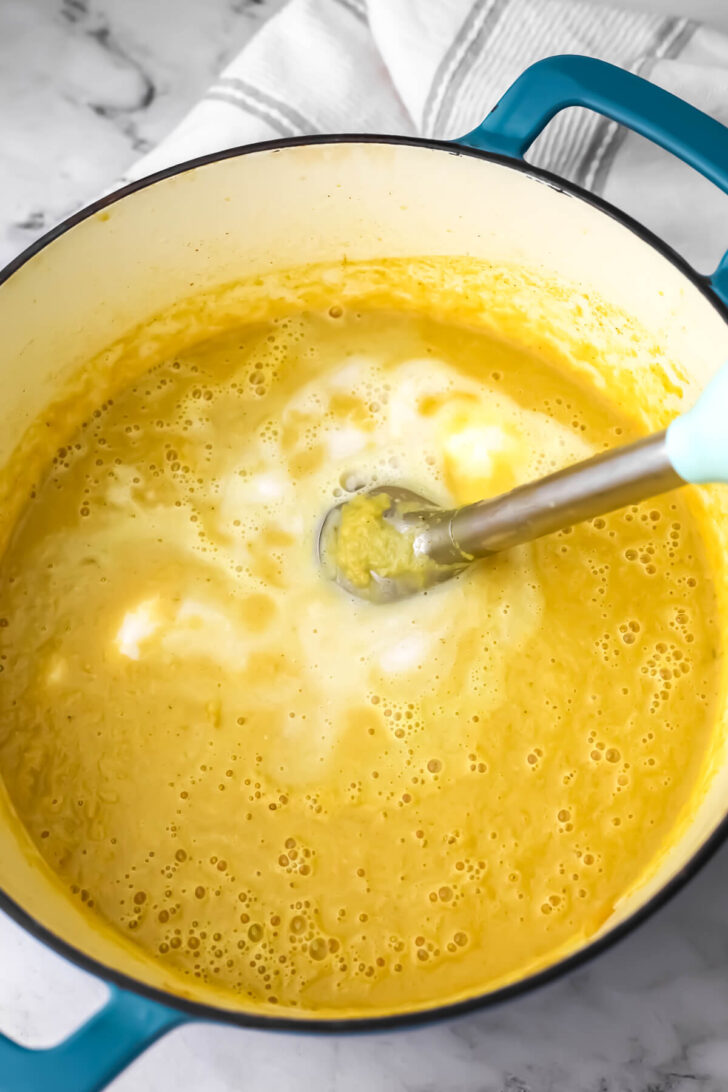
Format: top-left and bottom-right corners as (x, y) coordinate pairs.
(2, 55), (728, 1092)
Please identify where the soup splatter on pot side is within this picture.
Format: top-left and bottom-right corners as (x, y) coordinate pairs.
(0, 304), (721, 1016)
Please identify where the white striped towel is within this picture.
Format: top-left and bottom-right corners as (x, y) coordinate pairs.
(126, 0), (728, 275)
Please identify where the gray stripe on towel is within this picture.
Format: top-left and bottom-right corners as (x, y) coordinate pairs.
(215, 76), (318, 134)
(423, 0), (509, 138)
(577, 17), (698, 194)
(205, 89), (295, 137)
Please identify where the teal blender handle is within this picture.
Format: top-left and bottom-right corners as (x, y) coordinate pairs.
(667, 361), (728, 483)
(458, 54), (728, 305)
(0, 984), (188, 1092)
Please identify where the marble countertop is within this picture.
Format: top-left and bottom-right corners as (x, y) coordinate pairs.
(3, 1), (728, 1090)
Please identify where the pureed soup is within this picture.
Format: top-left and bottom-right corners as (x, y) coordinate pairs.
(0, 259), (723, 1019)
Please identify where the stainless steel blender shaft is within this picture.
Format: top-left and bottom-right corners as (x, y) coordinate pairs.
(413, 431), (684, 565)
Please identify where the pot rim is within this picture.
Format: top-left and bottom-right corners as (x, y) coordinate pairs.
(1, 132), (727, 1034)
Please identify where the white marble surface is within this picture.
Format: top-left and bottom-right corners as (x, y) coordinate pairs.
(4, 1), (728, 1090)
(0, 0), (288, 267)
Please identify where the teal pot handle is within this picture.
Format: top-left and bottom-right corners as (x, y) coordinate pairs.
(458, 54), (728, 306)
(0, 984), (188, 1092)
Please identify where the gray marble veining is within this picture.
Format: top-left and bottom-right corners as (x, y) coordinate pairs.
(0, 0), (286, 265)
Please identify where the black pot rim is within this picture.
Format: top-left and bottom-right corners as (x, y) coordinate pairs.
(1, 131), (727, 1036)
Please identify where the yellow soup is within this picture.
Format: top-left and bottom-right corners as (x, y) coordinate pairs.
(0, 296), (722, 1018)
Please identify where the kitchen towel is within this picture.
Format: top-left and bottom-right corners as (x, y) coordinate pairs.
(126, 0), (728, 273)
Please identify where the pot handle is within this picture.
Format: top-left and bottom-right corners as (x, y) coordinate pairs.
(458, 53), (728, 305)
(0, 983), (188, 1092)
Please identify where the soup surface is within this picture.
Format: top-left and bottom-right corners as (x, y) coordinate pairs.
(0, 304), (721, 1017)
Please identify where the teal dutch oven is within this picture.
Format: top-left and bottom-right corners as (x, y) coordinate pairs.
(1, 55), (728, 1092)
